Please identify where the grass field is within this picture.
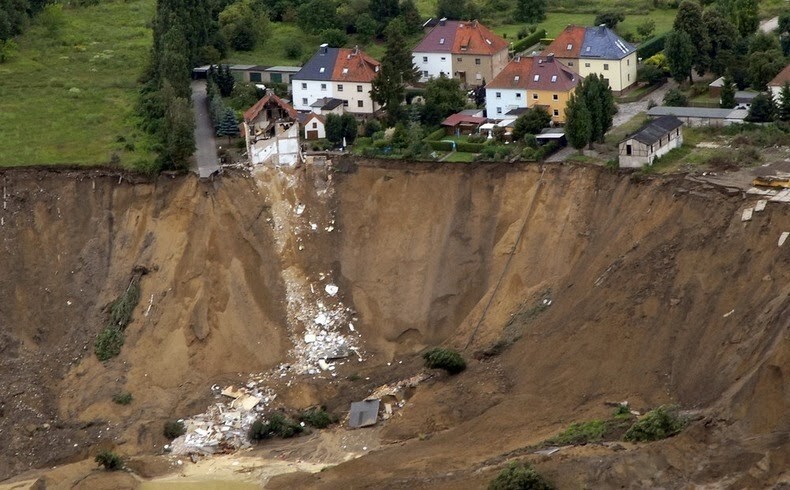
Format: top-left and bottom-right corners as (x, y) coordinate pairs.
(0, 0), (156, 167)
(492, 10), (677, 40)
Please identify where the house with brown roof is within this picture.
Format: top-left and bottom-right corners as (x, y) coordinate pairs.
(412, 18), (508, 86)
(292, 45), (381, 115)
(242, 92), (302, 166)
(543, 25), (637, 94)
(485, 55), (578, 123)
(768, 65), (790, 103)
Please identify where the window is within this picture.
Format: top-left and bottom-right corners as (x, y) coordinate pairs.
(319, 67), (325, 73)
(312, 122), (317, 129)
(475, 58), (481, 65)
(476, 73), (482, 80)
(551, 75), (557, 82)
(627, 73), (631, 81)
(423, 70), (429, 77)
(423, 56), (428, 63)
(357, 100), (363, 108)
(357, 85), (363, 92)
(321, 83), (327, 90)
(457, 57), (462, 62)
(270, 73), (282, 83)
(626, 144), (632, 156)
(552, 94), (558, 100)
(302, 98), (307, 105)
(603, 63), (609, 70)
(514, 75), (520, 82)
(250, 72), (262, 82)
(568, 61), (574, 67)
(566, 43), (573, 50)
(533, 74), (539, 81)
(516, 93), (522, 99)
(627, 59), (630, 66)
(342, 68), (348, 75)
(584, 62), (590, 68)
(553, 109), (559, 116)
(343, 100), (349, 107)
(496, 107), (502, 114)
(441, 57), (446, 61)
(496, 92), (501, 98)
(301, 83), (307, 89)
(439, 38), (445, 44)
(338, 84), (344, 91)
(533, 93), (538, 100)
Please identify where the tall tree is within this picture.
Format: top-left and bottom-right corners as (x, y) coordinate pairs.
(732, 0), (758, 37)
(512, 107), (551, 141)
(437, 0), (467, 20)
(719, 75), (736, 108)
(673, 1), (710, 78)
(777, 82), (790, 122)
(398, 0), (422, 34)
(515, 0), (546, 23)
(703, 8), (738, 76)
(371, 19), (420, 123)
(565, 93), (592, 151)
(216, 107), (240, 143)
(371, 0), (399, 24)
(422, 74), (466, 125)
(778, 12), (790, 55)
(746, 93), (774, 122)
(298, 0), (338, 34)
(747, 49), (785, 90)
(665, 30), (694, 83)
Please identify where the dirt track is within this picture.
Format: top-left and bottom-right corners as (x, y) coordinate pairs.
(0, 161), (788, 488)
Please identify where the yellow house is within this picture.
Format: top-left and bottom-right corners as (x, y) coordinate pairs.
(526, 56), (578, 123)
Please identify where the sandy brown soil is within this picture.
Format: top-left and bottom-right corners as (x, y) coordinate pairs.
(0, 161), (788, 488)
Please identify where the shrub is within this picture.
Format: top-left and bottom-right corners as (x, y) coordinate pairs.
(249, 413), (304, 440)
(299, 408), (334, 428)
(663, 88), (688, 107)
(512, 29), (547, 53)
(489, 461), (554, 490)
(163, 420), (186, 439)
(363, 120), (382, 137)
(95, 326), (124, 361)
(284, 40), (303, 59)
(423, 347), (467, 374)
(95, 451), (123, 471)
(624, 406), (687, 442)
(456, 141), (488, 153)
(637, 33), (668, 60)
(108, 279), (141, 329)
(547, 420), (605, 445)
(112, 392), (133, 405)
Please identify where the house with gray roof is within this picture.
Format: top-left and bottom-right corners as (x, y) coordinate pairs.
(619, 116), (683, 168)
(542, 25), (637, 94)
(646, 106), (748, 127)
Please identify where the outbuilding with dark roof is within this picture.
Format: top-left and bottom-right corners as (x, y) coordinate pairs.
(618, 116), (683, 168)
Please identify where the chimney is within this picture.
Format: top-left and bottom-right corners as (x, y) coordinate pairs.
(319, 43), (328, 54)
(353, 44), (359, 56)
(439, 17), (447, 26)
(547, 53), (554, 62)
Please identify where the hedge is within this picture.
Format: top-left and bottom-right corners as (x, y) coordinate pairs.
(637, 33), (667, 59)
(426, 140), (455, 151)
(424, 128), (446, 141)
(512, 29), (547, 53)
(456, 141), (487, 153)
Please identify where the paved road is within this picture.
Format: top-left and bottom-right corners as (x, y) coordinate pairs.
(190, 80), (220, 178)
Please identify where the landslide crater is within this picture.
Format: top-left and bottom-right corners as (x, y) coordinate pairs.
(0, 162), (787, 488)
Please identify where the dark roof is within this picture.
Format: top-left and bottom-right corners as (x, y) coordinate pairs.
(625, 116), (682, 145)
(580, 25), (635, 60)
(310, 97), (344, 110)
(505, 107), (530, 116)
(294, 46), (338, 81)
(294, 46), (380, 82)
(528, 56), (578, 91)
(413, 19), (508, 55)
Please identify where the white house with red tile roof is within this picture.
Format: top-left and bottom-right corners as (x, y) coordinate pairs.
(485, 55), (579, 123)
(292, 45), (381, 115)
(412, 19), (509, 86)
(242, 92), (302, 166)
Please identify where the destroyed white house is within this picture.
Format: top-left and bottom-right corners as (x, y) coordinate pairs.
(242, 92), (302, 166)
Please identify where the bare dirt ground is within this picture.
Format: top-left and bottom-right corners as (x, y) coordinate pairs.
(0, 161), (788, 488)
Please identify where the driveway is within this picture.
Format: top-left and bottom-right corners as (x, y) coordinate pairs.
(611, 81), (674, 128)
(190, 80), (220, 178)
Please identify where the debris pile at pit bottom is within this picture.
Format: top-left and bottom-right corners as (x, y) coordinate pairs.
(168, 384), (276, 455)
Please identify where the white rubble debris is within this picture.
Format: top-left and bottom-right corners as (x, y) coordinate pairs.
(325, 284), (339, 296)
(779, 232), (789, 247)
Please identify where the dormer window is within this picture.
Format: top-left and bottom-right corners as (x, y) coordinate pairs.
(486, 39), (492, 45)
(551, 75), (557, 82)
(567, 44), (572, 50)
(533, 74), (539, 81)
(585, 46), (591, 52)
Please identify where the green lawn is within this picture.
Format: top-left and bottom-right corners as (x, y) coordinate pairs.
(492, 10), (677, 40)
(0, 0), (156, 167)
(443, 151), (477, 162)
(224, 23), (320, 66)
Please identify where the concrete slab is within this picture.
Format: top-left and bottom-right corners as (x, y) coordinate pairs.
(349, 399), (380, 428)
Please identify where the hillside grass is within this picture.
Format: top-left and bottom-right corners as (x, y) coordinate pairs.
(0, 0), (156, 167)
(492, 10), (677, 40)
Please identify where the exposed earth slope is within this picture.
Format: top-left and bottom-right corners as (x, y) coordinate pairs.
(0, 162), (787, 488)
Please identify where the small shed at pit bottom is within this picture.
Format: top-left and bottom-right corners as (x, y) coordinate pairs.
(349, 399), (380, 428)
(618, 115), (683, 168)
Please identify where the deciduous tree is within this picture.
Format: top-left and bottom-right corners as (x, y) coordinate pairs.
(664, 30), (694, 83)
(515, 0), (546, 24)
(673, 1), (709, 78)
(512, 107), (551, 141)
(565, 93), (592, 151)
(422, 74), (467, 125)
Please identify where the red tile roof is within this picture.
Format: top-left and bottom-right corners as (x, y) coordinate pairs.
(414, 20), (508, 56)
(441, 113), (487, 127)
(331, 48), (380, 83)
(542, 25), (586, 59)
(528, 56), (578, 92)
(487, 56), (577, 92)
(486, 56), (535, 89)
(768, 65), (790, 87)
(243, 93), (298, 123)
